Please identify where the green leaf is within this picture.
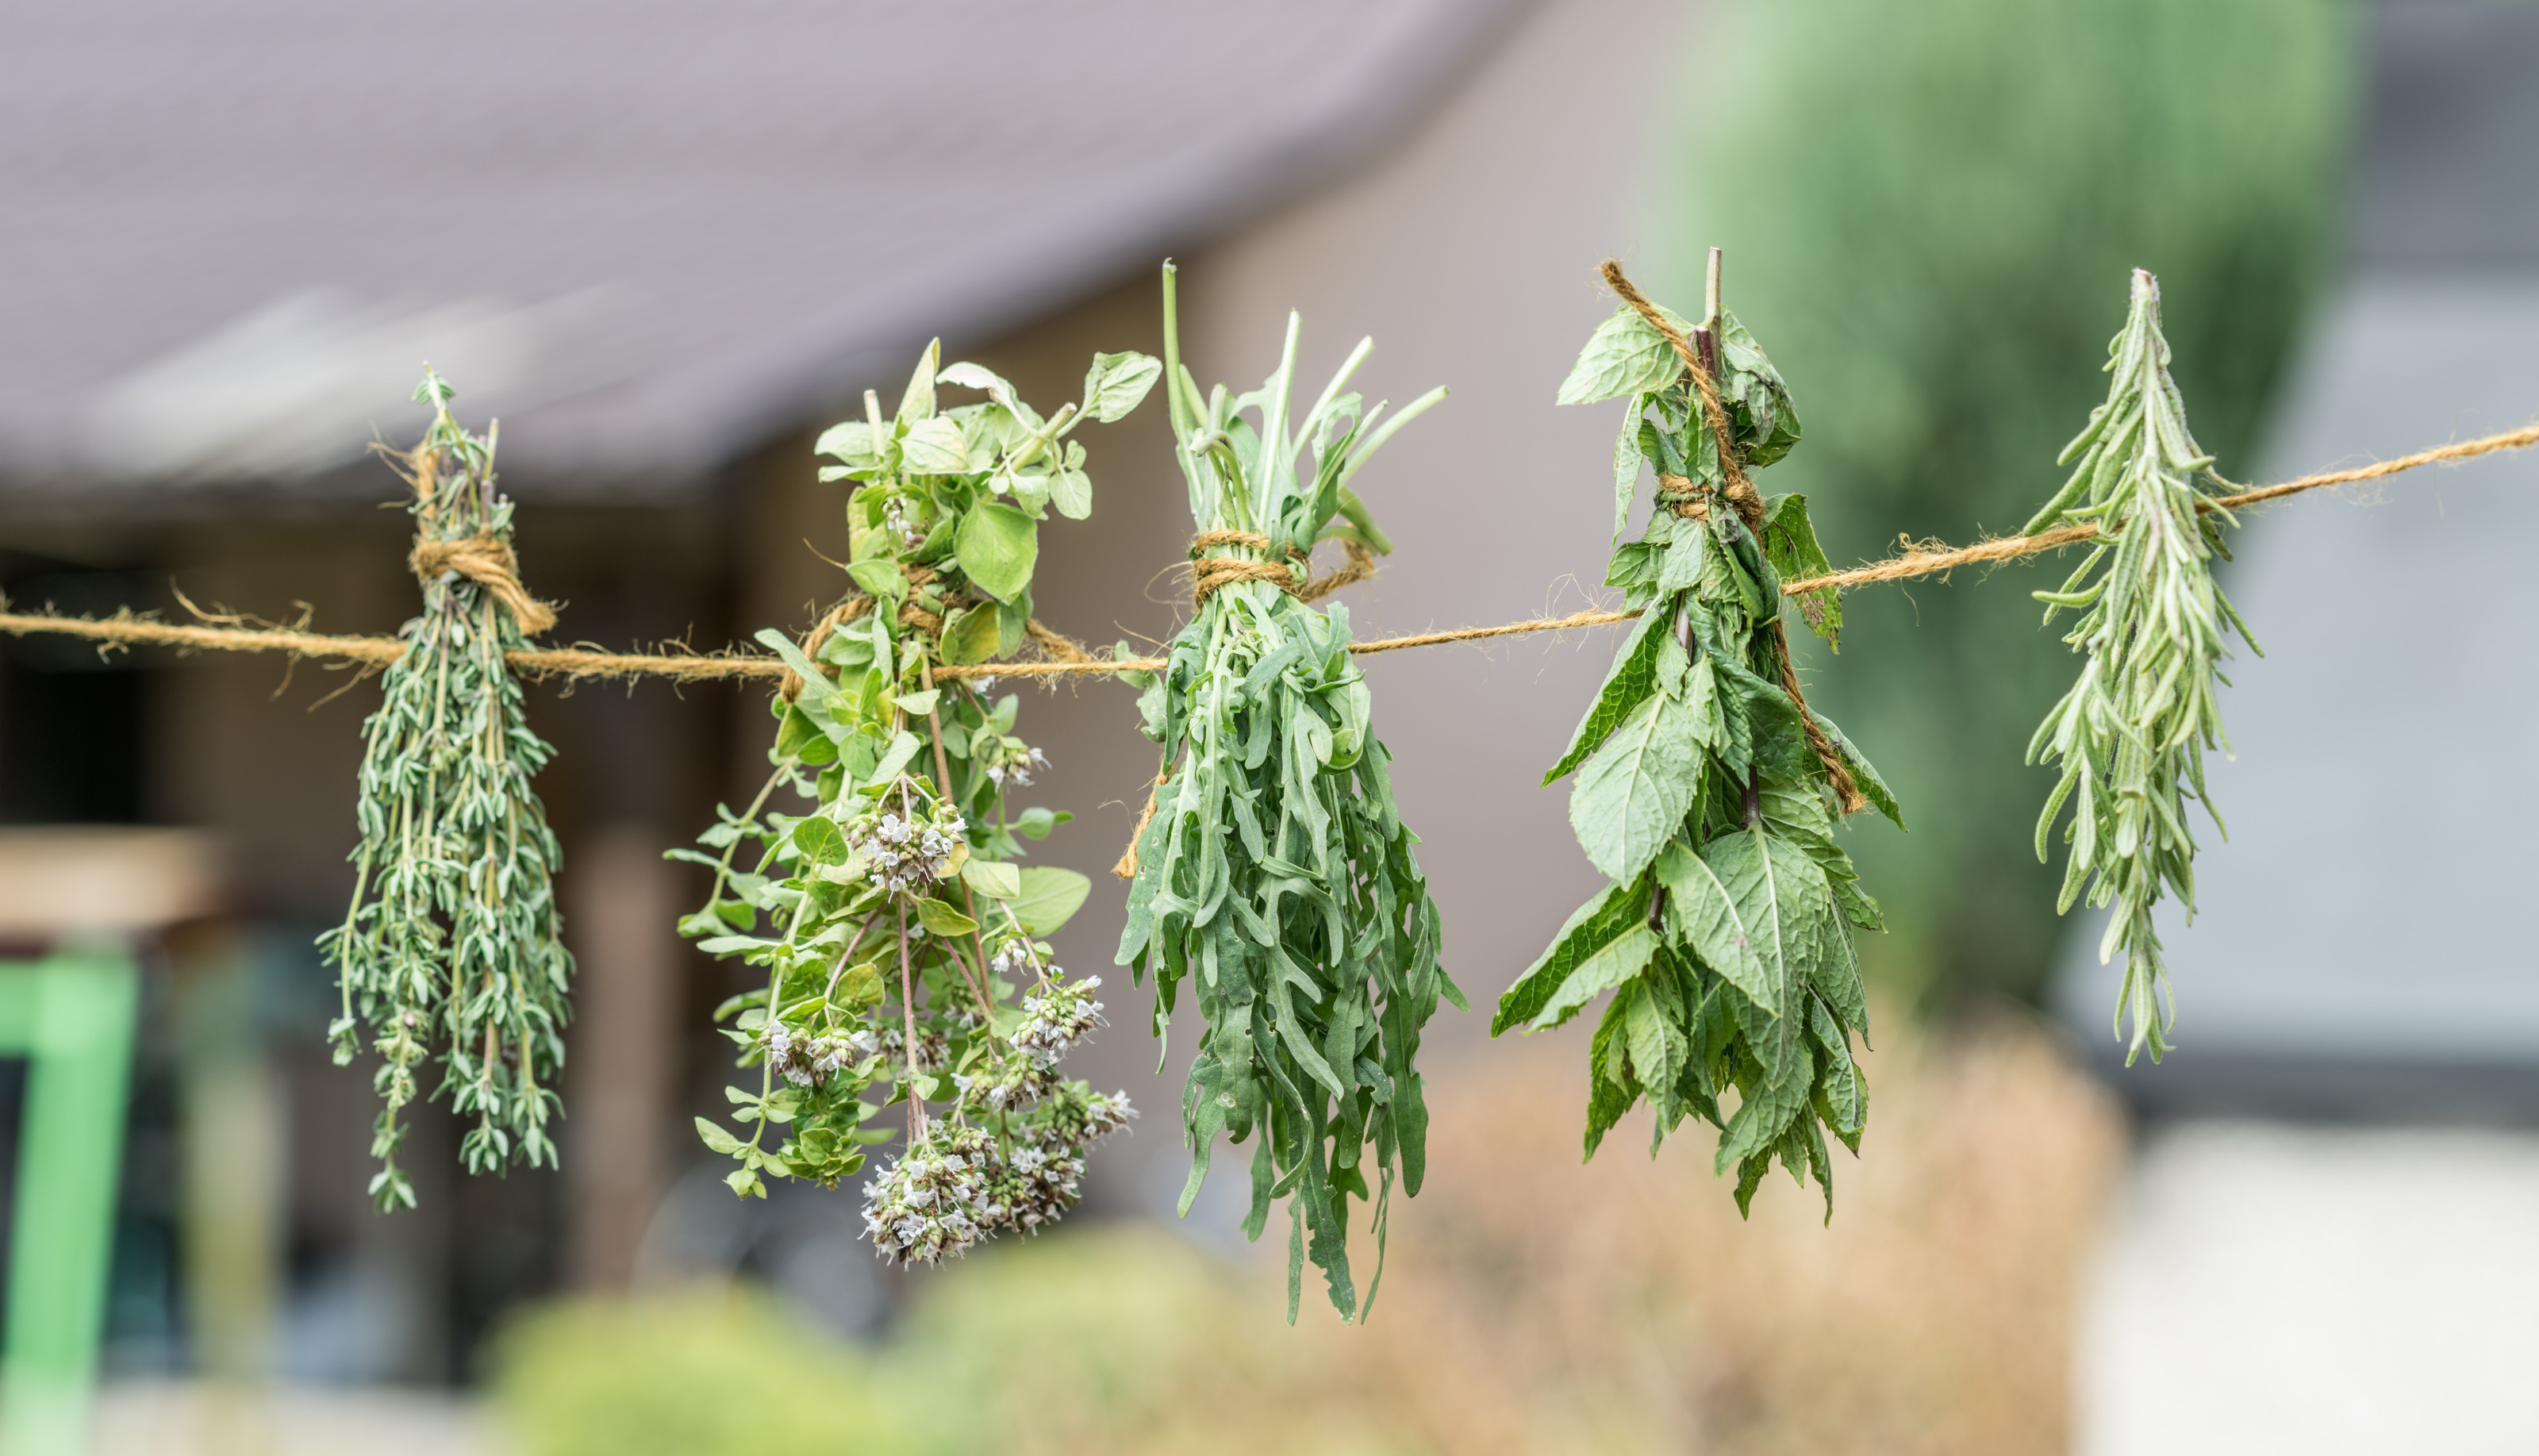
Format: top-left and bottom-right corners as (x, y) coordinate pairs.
(1622, 975), (1689, 1110)
(899, 337), (940, 423)
(1543, 607), (1669, 785)
(837, 960), (885, 1009)
(813, 420), (878, 468)
(1011, 805), (1069, 839)
(1496, 878), (1650, 1032)
(1811, 996), (1866, 1148)
(1568, 692), (1703, 882)
(1008, 866), (1091, 935)
(893, 688), (940, 716)
(938, 360), (1020, 410)
(1524, 924), (1659, 1032)
(1611, 409), (1646, 541)
(960, 859), (1021, 899)
(847, 559), (906, 601)
(939, 603), (1002, 666)
(1762, 493), (1842, 650)
(954, 501), (1038, 603)
(1654, 839), (1769, 1005)
(1558, 305), (1693, 406)
(1049, 465), (1093, 520)
(693, 1116), (743, 1156)
(1582, 989), (1644, 1158)
(793, 816), (847, 866)
(914, 898), (978, 938)
(900, 417), (970, 474)
(1809, 711), (1905, 831)
(868, 729), (923, 788)
(1083, 350), (1163, 423)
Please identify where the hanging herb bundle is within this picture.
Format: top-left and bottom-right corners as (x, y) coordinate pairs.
(676, 340), (1157, 1265)
(1494, 259), (1902, 1218)
(1112, 263), (1459, 1323)
(2022, 269), (2258, 1066)
(323, 369), (572, 1211)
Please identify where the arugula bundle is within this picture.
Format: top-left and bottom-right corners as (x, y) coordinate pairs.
(677, 340), (1158, 1262)
(1115, 263), (1459, 1323)
(2021, 269), (2258, 1066)
(324, 370), (571, 1210)
(1496, 264), (1902, 1217)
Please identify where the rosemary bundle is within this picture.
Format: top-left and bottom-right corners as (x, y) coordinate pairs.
(1113, 263), (1459, 1323)
(2022, 269), (2258, 1065)
(678, 340), (1155, 1263)
(324, 370), (571, 1211)
(1496, 263), (1901, 1218)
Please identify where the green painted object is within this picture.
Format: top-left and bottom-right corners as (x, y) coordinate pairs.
(0, 946), (140, 1456)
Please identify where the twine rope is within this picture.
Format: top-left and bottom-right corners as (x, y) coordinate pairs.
(2, 422), (2530, 683)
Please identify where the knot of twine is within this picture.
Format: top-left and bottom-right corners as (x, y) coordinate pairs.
(1189, 530), (1380, 609)
(1190, 529), (1308, 606)
(409, 532), (559, 636)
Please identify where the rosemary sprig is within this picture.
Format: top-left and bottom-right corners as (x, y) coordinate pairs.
(1113, 263), (1461, 1323)
(2022, 269), (2260, 1066)
(677, 340), (1155, 1263)
(322, 370), (571, 1210)
(1498, 263), (1899, 1219)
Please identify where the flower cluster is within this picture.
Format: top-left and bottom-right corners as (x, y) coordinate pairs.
(759, 1020), (857, 1087)
(979, 1129), (1087, 1232)
(984, 743), (1049, 788)
(864, 1024), (947, 1081)
(843, 800), (967, 894)
(988, 935), (1039, 978)
(863, 1125), (996, 1266)
(952, 1050), (1052, 1113)
(1013, 974), (1106, 1067)
(864, 1086), (1138, 1258)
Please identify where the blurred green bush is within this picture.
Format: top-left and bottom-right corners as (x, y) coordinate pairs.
(1661, 0), (2355, 1001)
(491, 1284), (904, 1456)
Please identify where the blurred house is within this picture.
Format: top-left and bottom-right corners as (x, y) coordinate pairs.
(2, 0), (1708, 1392)
(2052, 4), (2539, 1450)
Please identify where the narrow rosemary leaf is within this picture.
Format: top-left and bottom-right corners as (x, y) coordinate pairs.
(2023, 269), (2254, 1066)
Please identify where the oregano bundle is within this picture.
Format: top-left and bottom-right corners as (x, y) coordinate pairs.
(677, 339), (1157, 1263)
(1495, 267), (1900, 1217)
(2022, 268), (2259, 1065)
(323, 370), (571, 1210)
(1115, 263), (1460, 1323)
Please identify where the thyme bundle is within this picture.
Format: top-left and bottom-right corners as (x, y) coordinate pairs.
(1496, 262), (1901, 1218)
(324, 370), (572, 1210)
(2022, 269), (2258, 1065)
(678, 340), (1157, 1262)
(1114, 263), (1460, 1323)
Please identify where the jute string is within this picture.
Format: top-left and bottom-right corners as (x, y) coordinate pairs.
(2, 422), (2529, 682)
